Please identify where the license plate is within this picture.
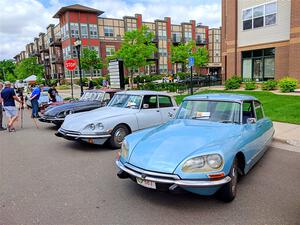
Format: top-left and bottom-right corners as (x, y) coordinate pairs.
(136, 178), (156, 189)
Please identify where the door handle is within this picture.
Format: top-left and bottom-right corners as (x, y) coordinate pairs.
(156, 110), (160, 112)
(168, 112), (174, 117)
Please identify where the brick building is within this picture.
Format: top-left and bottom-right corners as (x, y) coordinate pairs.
(222, 0), (300, 82)
(14, 4), (215, 80)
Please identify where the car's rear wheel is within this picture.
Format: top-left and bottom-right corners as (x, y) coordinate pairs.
(217, 158), (238, 202)
(108, 124), (130, 149)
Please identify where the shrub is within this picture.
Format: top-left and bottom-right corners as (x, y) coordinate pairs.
(75, 77), (88, 86)
(261, 80), (277, 91)
(244, 81), (257, 90)
(176, 72), (189, 80)
(225, 76), (242, 90)
(278, 77), (298, 92)
(56, 84), (71, 90)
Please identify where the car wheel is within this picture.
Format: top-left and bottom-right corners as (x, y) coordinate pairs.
(108, 124), (129, 149)
(218, 158), (238, 202)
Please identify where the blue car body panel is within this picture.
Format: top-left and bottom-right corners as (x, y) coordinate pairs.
(118, 93), (274, 196)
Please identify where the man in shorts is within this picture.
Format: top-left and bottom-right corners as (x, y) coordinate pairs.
(0, 81), (22, 132)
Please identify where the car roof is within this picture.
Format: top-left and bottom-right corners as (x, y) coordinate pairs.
(84, 88), (119, 93)
(116, 90), (172, 96)
(184, 93), (258, 102)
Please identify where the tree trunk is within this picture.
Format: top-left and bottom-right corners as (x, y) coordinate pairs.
(130, 70), (134, 89)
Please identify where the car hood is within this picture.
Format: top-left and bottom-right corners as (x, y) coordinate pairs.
(45, 100), (100, 116)
(61, 107), (136, 131)
(128, 119), (242, 174)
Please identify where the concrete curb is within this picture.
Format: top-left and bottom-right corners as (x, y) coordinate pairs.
(273, 137), (300, 147)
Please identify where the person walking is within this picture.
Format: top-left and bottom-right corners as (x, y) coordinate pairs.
(30, 85), (41, 118)
(0, 82), (6, 131)
(0, 81), (22, 132)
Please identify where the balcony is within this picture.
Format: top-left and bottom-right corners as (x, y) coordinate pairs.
(196, 39), (207, 45)
(49, 37), (62, 46)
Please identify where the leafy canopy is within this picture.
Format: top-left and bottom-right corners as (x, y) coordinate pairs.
(171, 41), (209, 68)
(14, 57), (44, 80)
(0, 59), (16, 81)
(114, 26), (157, 71)
(80, 48), (103, 76)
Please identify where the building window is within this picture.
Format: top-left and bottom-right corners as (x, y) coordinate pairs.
(106, 46), (115, 56)
(61, 24), (69, 40)
(80, 24), (88, 38)
(104, 26), (114, 37)
(70, 23), (79, 38)
(241, 48), (275, 81)
(172, 32), (181, 42)
(89, 24), (98, 38)
(184, 32), (192, 41)
(158, 48), (167, 57)
(242, 1), (277, 31)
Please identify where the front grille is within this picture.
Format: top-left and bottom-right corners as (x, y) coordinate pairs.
(59, 128), (80, 136)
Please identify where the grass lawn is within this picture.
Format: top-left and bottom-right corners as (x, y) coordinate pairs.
(175, 90), (300, 125)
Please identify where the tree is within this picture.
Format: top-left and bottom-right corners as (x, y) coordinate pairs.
(171, 41), (209, 73)
(14, 57), (44, 80)
(114, 25), (157, 88)
(80, 48), (103, 78)
(0, 59), (16, 81)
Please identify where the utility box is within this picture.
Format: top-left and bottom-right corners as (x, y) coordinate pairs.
(108, 59), (125, 89)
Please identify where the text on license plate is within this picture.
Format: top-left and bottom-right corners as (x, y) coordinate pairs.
(136, 178), (156, 189)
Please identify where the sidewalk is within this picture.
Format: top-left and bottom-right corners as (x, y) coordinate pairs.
(273, 122), (300, 147)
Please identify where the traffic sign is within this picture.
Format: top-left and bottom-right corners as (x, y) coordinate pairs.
(64, 59), (77, 71)
(188, 57), (194, 67)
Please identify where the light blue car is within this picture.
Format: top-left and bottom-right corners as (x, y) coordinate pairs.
(116, 93), (274, 202)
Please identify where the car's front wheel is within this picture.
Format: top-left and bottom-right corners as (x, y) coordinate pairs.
(108, 124), (130, 149)
(217, 158), (238, 202)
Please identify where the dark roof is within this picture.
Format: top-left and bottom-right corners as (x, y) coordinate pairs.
(53, 4), (104, 18)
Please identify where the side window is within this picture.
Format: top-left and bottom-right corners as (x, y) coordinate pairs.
(103, 93), (111, 101)
(159, 95), (173, 108)
(142, 95), (158, 109)
(254, 101), (264, 120)
(242, 101), (255, 123)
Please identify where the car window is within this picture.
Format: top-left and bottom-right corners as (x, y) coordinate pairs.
(159, 96), (173, 108)
(242, 101), (255, 124)
(254, 101), (264, 120)
(142, 95), (158, 109)
(103, 93), (111, 101)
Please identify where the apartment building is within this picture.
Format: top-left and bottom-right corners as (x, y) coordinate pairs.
(208, 28), (222, 75)
(15, 4), (211, 80)
(222, 0), (300, 81)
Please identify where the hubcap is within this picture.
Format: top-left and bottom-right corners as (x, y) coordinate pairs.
(114, 128), (126, 144)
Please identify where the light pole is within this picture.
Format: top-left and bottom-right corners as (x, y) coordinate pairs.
(74, 38), (84, 96)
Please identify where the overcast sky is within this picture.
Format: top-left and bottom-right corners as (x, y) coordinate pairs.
(0, 0), (221, 60)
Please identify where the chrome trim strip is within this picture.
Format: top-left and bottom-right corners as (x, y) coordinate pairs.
(116, 161), (231, 187)
(125, 163), (180, 179)
(41, 116), (64, 121)
(58, 128), (111, 139)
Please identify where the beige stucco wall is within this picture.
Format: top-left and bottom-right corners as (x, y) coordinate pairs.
(238, 0), (291, 47)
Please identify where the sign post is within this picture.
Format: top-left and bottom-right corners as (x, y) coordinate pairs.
(64, 59), (77, 99)
(188, 56), (195, 95)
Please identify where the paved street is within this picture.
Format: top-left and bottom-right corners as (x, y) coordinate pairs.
(0, 109), (299, 225)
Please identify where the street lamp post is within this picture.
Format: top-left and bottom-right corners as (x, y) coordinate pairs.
(74, 38), (84, 96)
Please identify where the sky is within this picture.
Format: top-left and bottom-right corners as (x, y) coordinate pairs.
(0, 0), (221, 60)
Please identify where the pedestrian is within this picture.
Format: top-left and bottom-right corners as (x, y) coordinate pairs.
(88, 78), (94, 90)
(0, 82), (7, 131)
(30, 85), (41, 118)
(48, 84), (58, 103)
(0, 81), (22, 132)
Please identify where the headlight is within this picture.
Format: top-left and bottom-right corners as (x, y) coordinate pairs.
(96, 123), (104, 130)
(182, 154), (223, 173)
(83, 123), (104, 131)
(57, 110), (72, 118)
(120, 140), (129, 159)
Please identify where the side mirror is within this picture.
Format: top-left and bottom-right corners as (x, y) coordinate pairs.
(143, 104), (149, 109)
(247, 118), (256, 124)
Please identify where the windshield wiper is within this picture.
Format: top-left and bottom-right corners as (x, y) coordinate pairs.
(191, 116), (210, 120)
(219, 120), (239, 124)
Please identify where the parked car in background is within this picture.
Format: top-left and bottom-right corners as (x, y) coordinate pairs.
(39, 89), (118, 126)
(56, 91), (178, 148)
(25, 87), (63, 108)
(116, 93), (274, 202)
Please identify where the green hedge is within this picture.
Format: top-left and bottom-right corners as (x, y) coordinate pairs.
(261, 80), (277, 91)
(244, 81), (257, 90)
(225, 76), (242, 90)
(278, 77), (298, 92)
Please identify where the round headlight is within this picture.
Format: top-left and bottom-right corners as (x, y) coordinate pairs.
(207, 154), (223, 169)
(182, 156), (205, 172)
(90, 124), (96, 130)
(120, 140), (129, 159)
(96, 123), (104, 130)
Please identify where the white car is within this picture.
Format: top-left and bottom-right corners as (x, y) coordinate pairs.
(56, 91), (178, 148)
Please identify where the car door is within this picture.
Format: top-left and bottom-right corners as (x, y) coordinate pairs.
(158, 95), (177, 122)
(254, 101), (270, 150)
(136, 95), (162, 129)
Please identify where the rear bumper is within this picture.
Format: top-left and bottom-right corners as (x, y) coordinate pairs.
(116, 160), (231, 188)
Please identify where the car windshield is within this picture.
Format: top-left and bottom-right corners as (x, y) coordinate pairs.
(108, 94), (142, 109)
(176, 100), (241, 124)
(80, 92), (104, 101)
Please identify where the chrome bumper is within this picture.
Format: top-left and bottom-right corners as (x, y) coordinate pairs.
(39, 116), (65, 122)
(56, 128), (111, 139)
(116, 160), (231, 187)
